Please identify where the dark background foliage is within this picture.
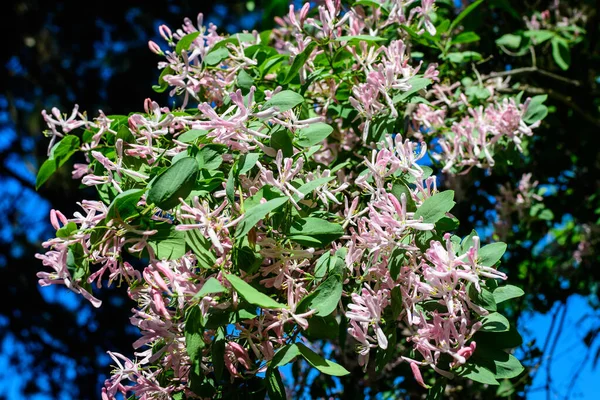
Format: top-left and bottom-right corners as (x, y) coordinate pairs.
(1, 0), (599, 398)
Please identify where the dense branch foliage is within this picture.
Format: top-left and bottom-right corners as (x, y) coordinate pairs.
(9, 0), (597, 398)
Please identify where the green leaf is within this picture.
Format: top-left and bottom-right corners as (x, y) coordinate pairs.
(176, 32), (200, 53)
(106, 188), (145, 221)
(147, 157), (199, 210)
(296, 123), (334, 147)
(36, 135), (81, 190)
(282, 42), (316, 84)
(178, 129), (208, 143)
(473, 348), (524, 379)
(236, 196), (289, 238)
(493, 285), (524, 304)
(446, 51), (482, 63)
(478, 242), (507, 266)
(238, 153), (260, 176)
(414, 191), (455, 224)
(266, 368), (287, 400)
(194, 277), (226, 299)
(237, 69), (254, 90)
(224, 273), (286, 309)
(56, 222), (78, 238)
(335, 35), (386, 43)
(308, 275), (342, 316)
(456, 362), (499, 385)
(204, 47), (230, 66)
(481, 312), (510, 332)
(289, 217), (344, 248)
(185, 306), (205, 360)
(523, 94), (548, 124)
(524, 29), (554, 44)
(152, 66), (174, 93)
(293, 176), (335, 201)
(270, 129), (294, 157)
(551, 37), (571, 70)
(147, 223), (187, 260)
(452, 31), (480, 44)
(393, 77), (431, 103)
(271, 344), (302, 369)
(495, 34), (521, 49)
(468, 284), (497, 312)
(449, 0), (484, 32)
(296, 343), (350, 376)
(263, 90), (304, 112)
(197, 144), (225, 171)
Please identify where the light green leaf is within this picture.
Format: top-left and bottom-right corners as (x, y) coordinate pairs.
(176, 32), (200, 54)
(551, 37), (571, 70)
(224, 273), (286, 309)
(194, 277), (226, 299)
(204, 47), (230, 66)
(263, 90), (304, 112)
(178, 129), (208, 143)
(493, 285), (524, 304)
(496, 34), (521, 49)
(335, 35), (386, 43)
(266, 368), (287, 400)
(478, 242), (507, 267)
(523, 94), (548, 124)
(289, 217), (344, 248)
(452, 31), (480, 44)
(456, 362), (499, 385)
(296, 123), (334, 147)
(414, 191), (455, 224)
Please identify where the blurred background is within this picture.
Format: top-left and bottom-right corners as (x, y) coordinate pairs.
(1, 0), (599, 398)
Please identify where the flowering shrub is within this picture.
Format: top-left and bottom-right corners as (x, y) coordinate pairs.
(36, 0), (550, 398)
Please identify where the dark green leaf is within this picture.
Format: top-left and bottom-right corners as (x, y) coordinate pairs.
(236, 196), (288, 238)
(282, 42), (316, 84)
(147, 157), (199, 210)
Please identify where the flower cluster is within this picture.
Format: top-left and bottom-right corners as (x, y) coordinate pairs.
(37, 1), (531, 397)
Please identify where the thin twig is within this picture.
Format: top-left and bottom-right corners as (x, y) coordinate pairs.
(484, 66), (581, 87)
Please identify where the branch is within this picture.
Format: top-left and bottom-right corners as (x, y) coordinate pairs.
(484, 66), (582, 87)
